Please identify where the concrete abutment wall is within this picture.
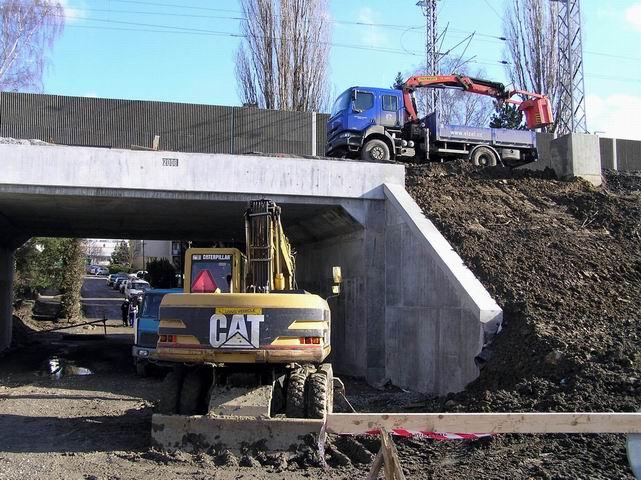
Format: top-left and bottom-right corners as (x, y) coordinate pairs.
(296, 189), (503, 395)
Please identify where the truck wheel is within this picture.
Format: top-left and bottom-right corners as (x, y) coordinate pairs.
(286, 369), (307, 418)
(156, 369), (183, 414)
(471, 146), (497, 167)
(179, 368), (206, 415)
(361, 139), (390, 162)
(306, 366), (333, 419)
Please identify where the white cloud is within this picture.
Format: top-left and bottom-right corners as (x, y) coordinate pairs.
(586, 93), (641, 140)
(625, 3), (641, 31)
(357, 7), (387, 47)
(59, 0), (85, 24)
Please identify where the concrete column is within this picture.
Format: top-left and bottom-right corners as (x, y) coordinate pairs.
(0, 245), (15, 352)
(311, 112), (317, 157)
(549, 133), (602, 186)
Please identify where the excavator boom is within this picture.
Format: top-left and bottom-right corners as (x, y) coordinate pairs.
(402, 74), (553, 129)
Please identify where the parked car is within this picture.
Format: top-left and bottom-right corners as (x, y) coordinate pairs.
(132, 288), (181, 375)
(93, 266), (109, 275)
(135, 270), (149, 278)
(120, 275), (138, 293)
(114, 276), (129, 290)
(125, 280), (150, 298)
(86, 264), (100, 274)
(107, 272), (128, 287)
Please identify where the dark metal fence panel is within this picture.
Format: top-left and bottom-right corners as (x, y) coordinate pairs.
(317, 113), (329, 156)
(617, 139), (641, 171)
(0, 92), (324, 155)
(599, 137), (614, 169)
(231, 107), (312, 155)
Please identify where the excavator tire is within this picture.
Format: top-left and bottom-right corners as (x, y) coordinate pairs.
(179, 368), (206, 415)
(156, 369), (183, 414)
(286, 369), (308, 418)
(307, 365), (334, 419)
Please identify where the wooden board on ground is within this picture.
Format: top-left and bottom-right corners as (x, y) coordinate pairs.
(326, 412), (641, 435)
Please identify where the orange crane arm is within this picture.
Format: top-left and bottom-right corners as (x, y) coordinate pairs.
(402, 74), (553, 129)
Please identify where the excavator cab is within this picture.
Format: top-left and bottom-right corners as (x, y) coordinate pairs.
(184, 248), (244, 294)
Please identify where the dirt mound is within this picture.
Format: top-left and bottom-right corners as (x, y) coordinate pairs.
(603, 169), (641, 196)
(404, 162), (641, 477)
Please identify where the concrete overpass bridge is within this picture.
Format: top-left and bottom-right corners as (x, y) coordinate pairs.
(0, 143), (501, 395)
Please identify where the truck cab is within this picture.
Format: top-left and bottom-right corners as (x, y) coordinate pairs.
(132, 288), (181, 375)
(325, 86), (406, 160)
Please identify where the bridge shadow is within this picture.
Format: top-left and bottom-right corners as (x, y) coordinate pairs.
(0, 409), (151, 453)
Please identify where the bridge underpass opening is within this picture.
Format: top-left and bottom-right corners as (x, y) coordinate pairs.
(0, 190), (368, 375)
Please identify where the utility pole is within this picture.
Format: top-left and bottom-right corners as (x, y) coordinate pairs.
(551, 0), (587, 134)
(416, 0), (439, 114)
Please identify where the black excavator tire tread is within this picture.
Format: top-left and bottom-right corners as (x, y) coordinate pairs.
(286, 370), (308, 418)
(307, 372), (329, 419)
(179, 368), (205, 415)
(156, 369), (182, 414)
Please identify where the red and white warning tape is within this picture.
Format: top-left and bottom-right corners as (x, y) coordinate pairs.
(364, 428), (493, 441)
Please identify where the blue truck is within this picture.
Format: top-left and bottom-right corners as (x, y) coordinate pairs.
(132, 288), (181, 375)
(325, 75), (553, 167)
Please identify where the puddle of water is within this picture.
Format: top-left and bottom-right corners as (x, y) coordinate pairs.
(47, 356), (93, 379)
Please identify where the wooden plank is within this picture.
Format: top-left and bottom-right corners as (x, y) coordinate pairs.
(326, 413), (641, 435)
(366, 449), (384, 480)
(380, 428), (394, 479)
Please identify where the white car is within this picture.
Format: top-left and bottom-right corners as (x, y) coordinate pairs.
(93, 266), (109, 275)
(125, 280), (150, 298)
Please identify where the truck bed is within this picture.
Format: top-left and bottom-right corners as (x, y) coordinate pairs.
(425, 112), (536, 149)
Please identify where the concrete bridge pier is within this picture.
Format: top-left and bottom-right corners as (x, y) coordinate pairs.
(0, 245), (17, 351)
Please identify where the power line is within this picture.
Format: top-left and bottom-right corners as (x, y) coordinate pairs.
(481, 0), (504, 22)
(111, 0), (241, 14)
(60, 20), (423, 56)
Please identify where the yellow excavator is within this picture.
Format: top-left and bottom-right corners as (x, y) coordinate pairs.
(151, 200), (341, 444)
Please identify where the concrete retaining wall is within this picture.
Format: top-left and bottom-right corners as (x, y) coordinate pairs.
(383, 184), (502, 394)
(296, 187), (503, 395)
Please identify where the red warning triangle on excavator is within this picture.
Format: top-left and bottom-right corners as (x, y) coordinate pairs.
(191, 269), (218, 293)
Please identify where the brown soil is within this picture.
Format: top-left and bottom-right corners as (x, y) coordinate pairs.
(403, 162), (641, 478)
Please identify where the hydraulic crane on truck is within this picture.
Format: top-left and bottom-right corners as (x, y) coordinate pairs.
(150, 200), (342, 451)
(325, 73), (554, 166)
(401, 74), (553, 129)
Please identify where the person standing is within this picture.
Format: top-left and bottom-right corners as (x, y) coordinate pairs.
(128, 300), (138, 327)
(121, 298), (130, 327)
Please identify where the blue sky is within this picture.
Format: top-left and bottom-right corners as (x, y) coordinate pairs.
(44, 0), (641, 139)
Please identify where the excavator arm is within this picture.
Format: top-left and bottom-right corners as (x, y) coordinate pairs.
(402, 74), (553, 129)
(245, 199), (296, 292)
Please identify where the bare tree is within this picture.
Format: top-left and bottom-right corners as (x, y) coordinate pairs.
(411, 57), (495, 127)
(235, 0), (331, 112)
(0, 0), (64, 92)
(503, 0), (559, 131)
